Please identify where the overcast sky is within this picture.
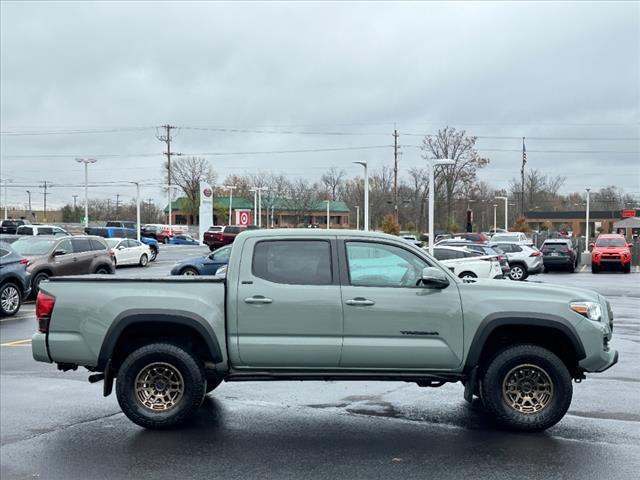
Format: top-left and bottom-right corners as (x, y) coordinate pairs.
(1, 0), (639, 209)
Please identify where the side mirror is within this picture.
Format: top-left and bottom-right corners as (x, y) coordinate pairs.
(53, 249), (66, 256)
(420, 267), (449, 289)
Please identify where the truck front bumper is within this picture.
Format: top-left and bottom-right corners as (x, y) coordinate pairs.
(32, 333), (51, 363)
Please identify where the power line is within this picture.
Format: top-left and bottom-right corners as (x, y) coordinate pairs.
(0, 127), (156, 136)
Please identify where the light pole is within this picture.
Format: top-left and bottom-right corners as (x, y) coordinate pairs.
(27, 190), (32, 213)
(493, 204), (498, 232)
(355, 206), (360, 230)
(2, 178), (12, 220)
(223, 185), (236, 225)
(427, 159), (455, 255)
(325, 200), (330, 229)
(353, 161), (369, 231)
(495, 196), (508, 231)
(128, 182), (141, 241)
(584, 188), (591, 253)
(75, 158), (97, 227)
(249, 188), (257, 225)
(257, 187), (268, 228)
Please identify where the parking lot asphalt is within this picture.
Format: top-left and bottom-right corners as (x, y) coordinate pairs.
(1, 245), (639, 479)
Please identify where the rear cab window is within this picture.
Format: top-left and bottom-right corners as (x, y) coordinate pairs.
(252, 240), (332, 285)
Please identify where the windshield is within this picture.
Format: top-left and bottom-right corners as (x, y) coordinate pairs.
(596, 238), (627, 247)
(12, 238), (55, 256)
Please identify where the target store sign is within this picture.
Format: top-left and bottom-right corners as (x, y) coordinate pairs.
(235, 209), (252, 226)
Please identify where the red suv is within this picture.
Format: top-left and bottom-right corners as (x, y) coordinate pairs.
(591, 234), (632, 273)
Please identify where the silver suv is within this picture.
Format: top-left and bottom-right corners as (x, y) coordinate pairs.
(490, 242), (543, 281)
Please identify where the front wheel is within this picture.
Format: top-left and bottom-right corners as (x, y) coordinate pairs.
(139, 254), (149, 267)
(32, 272), (50, 296)
(115, 343), (206, 429)
(459, 271), (477, 280)
(591, 264), (600, 274)
(0, 282), (22, 316)
(623, 263), (631, 274)
(480, 344), (572, 431)
(149, 247), (158, 262)
(181, 267), (199, 276)
(508, 264), (528, 281)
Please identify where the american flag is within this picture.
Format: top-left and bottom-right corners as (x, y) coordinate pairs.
(521, 137), (527, 173)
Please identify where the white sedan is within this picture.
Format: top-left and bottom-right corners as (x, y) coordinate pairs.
(432, 246), (503, 280)
(105, 238), (152, 267)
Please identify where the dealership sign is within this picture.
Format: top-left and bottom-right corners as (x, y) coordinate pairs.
(621, 209), (636, 218)
(198, 181), (214, 243)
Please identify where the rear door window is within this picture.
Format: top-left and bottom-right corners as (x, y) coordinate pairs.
(252, 240), (332, 285)
(17, 226), (33, 235)
(89, 238), (107, 251)
(37, 227), (53, 235)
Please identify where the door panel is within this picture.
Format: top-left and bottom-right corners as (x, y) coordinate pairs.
(51, 238), (77, 276)
(340, 241), (464, 370)
(235, 238), (343, 368)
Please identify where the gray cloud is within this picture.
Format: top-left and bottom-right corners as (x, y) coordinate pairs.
(1, 0), (638, 208)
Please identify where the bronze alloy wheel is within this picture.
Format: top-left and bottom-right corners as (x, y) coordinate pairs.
(502, 364), (554, 414)
(135, 362), (185, 412)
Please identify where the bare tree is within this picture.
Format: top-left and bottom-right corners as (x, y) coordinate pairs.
(282, 178), (319, 226)
(163, 156), (216, 224)
(421, 127), (489, 229)
(321, 167), (346, 201)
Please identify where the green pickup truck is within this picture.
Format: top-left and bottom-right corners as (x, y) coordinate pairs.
(32, 229), (618, 431)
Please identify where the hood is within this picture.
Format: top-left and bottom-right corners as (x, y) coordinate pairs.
(464, 278), (601, 304)
(174, 255), (208, 266)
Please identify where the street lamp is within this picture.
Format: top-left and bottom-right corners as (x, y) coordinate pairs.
(2, 178), (13, 220)
(256, 187), (268, 227)
(493, 204), (498, 232)
(75, 158), (97, 227)
(249, 188), (258, 225)
(354, 205), (360, 230)
(584, 188), (591, 253)
(325, 200), (330, 230)
(495, 196), (508, 231)
(223, 185), (236, 226)
(353, 161), (369, 231)
(428, 159), (455, 255)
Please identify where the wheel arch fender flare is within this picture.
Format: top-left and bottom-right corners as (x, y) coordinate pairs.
(463, 312), (587, 372)
(97, 309), (223, 370)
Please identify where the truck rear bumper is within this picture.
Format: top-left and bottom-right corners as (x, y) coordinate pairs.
(31, 333), (51, 363)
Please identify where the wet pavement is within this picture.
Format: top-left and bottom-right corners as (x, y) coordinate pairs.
(1, 251), (638, 479)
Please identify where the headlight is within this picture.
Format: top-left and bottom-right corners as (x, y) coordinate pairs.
(570, 301), (602, 321)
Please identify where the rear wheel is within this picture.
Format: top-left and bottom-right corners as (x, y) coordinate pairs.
(459, 271), (477, 280)
(480, 344), (572, 431)
(139, 254), (149, 267)
(94, 265), (112, 274)
(0, 282), (21, 316)
(115, 342), (206, 429)
(508, 264), (527, 281)
(181, 267), (199, 276)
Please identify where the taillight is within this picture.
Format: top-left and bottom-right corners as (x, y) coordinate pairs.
(108, 248), (116, 257)
(19, 258), (30, 266)
(530, 251), (542, 257)
(36, 291), (56, 333)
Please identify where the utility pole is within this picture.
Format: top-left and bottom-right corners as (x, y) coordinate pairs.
(72, 195), (78, 222)
(393, 129), (399, 223)
(223, 185), (236, 225)
(27, 190), (32, 213)
(156, 125), (180, 232)
(115, 193), (121, 218)
(40, 181), (50, 222)
(2, 178), (12, 220)
(76, 158), (97, 226)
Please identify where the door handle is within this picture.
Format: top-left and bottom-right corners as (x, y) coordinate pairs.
(345, 298), (375, 306)
(244, 296), (273, 305)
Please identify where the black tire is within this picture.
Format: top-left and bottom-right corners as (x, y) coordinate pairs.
(543, 266), (549, 274)
(208, 244), (215, 252)
(205, 378), (223, 394)
(32, 272), (50, 296)
(591, 264), (600, 274)
(0, 282), (22, 316)
(149, 247), (158, 262)
(508, 264), (528, 281)
(94, 265), (112, 274)
(180, 267), (199, 276)
(623, 263), (631, 274)
(480, 344), (572, 431)
(568, 264), (575, 273)
(139, 254), (149, 267)
(115, 342), (206, 429)
(459, 271), (477, 280)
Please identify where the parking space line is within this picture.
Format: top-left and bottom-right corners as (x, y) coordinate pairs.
(0, 338), (32, 347)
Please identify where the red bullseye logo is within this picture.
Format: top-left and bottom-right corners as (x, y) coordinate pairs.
(203, 188), (212, 198)
(239, 211), (250, 225)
